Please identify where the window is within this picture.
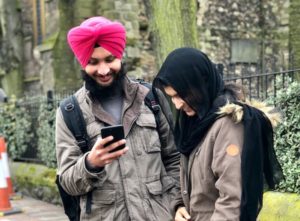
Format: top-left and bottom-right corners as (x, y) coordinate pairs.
(32, 0), (45, 45)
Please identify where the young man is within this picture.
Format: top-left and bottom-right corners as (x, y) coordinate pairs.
(55, 16), (180, 221)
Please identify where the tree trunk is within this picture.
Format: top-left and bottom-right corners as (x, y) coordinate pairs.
(0, 0), (24, 97)
(143, 0), (199, 67)
(289, 0), (300, 81)
(52, 0), (81, 92)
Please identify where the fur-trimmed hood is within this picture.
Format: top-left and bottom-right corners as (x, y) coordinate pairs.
(217, 100), (281, 128)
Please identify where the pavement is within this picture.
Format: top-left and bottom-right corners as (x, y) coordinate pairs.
(0, 195), (68, 221)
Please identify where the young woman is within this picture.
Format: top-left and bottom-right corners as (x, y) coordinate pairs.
(153, 47), (283, 221)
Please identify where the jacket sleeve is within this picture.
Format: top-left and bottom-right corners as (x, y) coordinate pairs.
(156, 90), (181, 213)
(55, 108), (107, 196)
(210, 117), (244, 221)
(171, 157), (185, 214)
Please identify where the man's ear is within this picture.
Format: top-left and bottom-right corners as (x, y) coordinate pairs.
(120, 62), (128, 74)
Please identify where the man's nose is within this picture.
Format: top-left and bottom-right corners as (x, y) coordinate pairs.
(97, 62), (110, 75)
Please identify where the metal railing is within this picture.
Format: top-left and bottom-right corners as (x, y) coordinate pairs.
(4, 68), (299, 162)
(223, 68), (299, 101)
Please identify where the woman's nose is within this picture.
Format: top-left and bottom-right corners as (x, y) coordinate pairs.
(172, 97), (183, 110)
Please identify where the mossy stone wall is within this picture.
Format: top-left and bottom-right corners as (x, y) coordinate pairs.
(1, 69), (23, 97)
(10, 162), (60, 205)
(52, 0), (143, 92)
(1, 0), (297, 97)
(198, 0), (290, 73)
(259, 192), (300, 221)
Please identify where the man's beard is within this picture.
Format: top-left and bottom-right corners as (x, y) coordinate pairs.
(81, 67), (126, 100)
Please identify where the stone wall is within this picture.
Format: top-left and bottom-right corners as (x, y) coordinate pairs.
(96, 0), (155, 80)
(21, 0), (40, 95)
(18, 0), (59, 96)
(37, 0), (58, 94)
(0, 0), (293, 96)
(197, 0), (290, 76)
(44, 0), (59, 39)
(40, 0), (147, 94)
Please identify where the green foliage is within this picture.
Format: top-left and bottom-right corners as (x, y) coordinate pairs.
(0, 95), (58, 168)
(1, 79), (298, 195)
(0, 96), (34, 159)
(11, 162), (60, 204)
(270, 81), (300, 193)
(37, 98), (57, 168)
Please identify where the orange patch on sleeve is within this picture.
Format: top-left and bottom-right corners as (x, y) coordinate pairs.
(226, 144), (240, 156)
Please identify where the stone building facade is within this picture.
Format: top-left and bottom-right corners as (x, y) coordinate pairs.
(0, 0), (292, 97)
(197, 0), (290, 77)
(18, 0), (145, 95)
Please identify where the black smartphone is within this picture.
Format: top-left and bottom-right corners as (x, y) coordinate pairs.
(101, 125), (125, 152)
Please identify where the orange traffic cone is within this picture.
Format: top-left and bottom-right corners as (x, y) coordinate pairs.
(0, 137), (22, 217)
(0, 152), (12, 211)
(0, 137), (14, 196)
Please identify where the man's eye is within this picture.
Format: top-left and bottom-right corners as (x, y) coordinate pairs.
(105, 56), (115, 63)
(88, 59), (98, 65)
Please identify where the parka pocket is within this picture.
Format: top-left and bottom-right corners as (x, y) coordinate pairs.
(146, 180), (163, 195)
(93, 189), (115, 204)
(84, 189), (116, 221)
(145, 180), (173, 220)
(135, 113), (161, 153)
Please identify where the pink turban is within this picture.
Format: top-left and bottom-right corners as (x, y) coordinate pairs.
(67, 17), (126, 68)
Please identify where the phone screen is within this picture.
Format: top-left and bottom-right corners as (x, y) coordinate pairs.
(101, 125), (125, 152)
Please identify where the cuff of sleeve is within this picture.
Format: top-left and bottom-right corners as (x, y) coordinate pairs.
(81, 153), (107, 182)
(84, 153), (104, 173)
(174, 203), (185, 212)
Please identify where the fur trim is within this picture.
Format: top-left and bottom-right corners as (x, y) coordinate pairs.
(217, 100), (281, 128)
(218, 103), (244, 123)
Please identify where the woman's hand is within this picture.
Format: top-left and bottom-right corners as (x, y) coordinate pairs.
(175, 207), (191, 221)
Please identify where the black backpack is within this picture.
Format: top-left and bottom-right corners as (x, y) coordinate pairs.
(56, 82), (161, 221)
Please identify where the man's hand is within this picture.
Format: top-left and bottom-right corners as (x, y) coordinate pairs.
(86, 136), (128, 168)
(175, 207), (191, 221)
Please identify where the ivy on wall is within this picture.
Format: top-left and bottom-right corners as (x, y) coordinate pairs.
(0, 96), (57, 168)
(269, 81), (300, 193)
(37, 99), (57, 168)
(0, 97), (33, 159)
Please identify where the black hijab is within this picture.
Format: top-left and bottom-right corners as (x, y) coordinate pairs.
(153, 47), (283, 221)
(153, 47), (225, 155)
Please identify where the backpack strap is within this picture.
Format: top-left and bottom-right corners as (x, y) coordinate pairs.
(59, 95), (92, 215)
(55, 176), (80, 221)
(60, 95), (90, 153)
(136, 79), (161, 127)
